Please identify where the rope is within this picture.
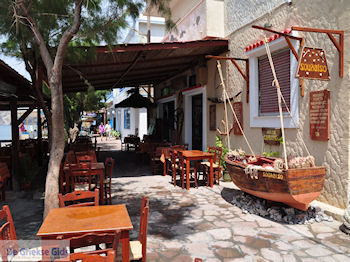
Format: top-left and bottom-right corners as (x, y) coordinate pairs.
(279, 88), (311, 156)
(217, 61), (256, 158)
(263, 36), (288, 169)
(217, 61), (231, 150)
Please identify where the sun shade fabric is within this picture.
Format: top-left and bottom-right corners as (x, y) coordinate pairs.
(258, 48), (290, 114)
(115, 92), (156, 108)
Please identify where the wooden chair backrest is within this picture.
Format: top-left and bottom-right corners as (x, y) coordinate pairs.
(105, 158), (115, 180)
(139, 197), (149, 261)
(169, 149), (178, 169)
(208, 147), (223, 166)
(0, 162), (11, 184)
(0, 205), (17, 261)
(56, 230), (121, 261)
(177, 151), (185, 171)
(56, 250), (116, 262)
(77, 155), (93, 164)
(58, 189), (99, 208)
(67, 163), (94, 191)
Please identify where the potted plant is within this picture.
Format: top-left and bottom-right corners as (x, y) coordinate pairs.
(215, 135), (231, 182)
(112, 130), (121, 140)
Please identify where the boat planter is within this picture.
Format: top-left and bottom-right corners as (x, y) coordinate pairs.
(225, 155), (326, 211)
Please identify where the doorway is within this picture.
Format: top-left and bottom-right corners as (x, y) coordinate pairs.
(192, 94), (203, 150)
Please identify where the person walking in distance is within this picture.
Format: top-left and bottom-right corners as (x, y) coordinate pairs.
(99, 122), (105, 141)
(105, 121), (112, 140)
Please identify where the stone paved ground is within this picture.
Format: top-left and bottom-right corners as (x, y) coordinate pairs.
(2, 137), (350, 261)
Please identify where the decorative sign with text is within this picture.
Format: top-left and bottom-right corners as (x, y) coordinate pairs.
(296, 47), (330, 80)
(262, 128), (282, 145)
(309, 90), (330, 140)
(233, 102), (243, 135)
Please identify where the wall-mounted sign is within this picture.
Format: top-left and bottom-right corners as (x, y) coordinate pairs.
(296, 47), (330, 80)
(233, 102), (243, 135)
(262, 128), (282, 145)
(309, 90), (330, 140)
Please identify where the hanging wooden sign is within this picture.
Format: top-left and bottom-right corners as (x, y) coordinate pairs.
(233, 102), (243, 135)
(262, 128), (282, 145)
(309, 90), (330, 140)
(296, 47), (330, 80)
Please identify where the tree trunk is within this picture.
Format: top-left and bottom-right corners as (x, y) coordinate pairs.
(43, 72), (65, 218)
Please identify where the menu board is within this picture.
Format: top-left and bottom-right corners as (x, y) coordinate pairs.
(309, 90), (330, 140)
(262, 128), (282, 145)
(233, 102), (243, 135)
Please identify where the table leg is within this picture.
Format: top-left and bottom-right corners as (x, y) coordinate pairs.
(194, 161), (198, 188)
(163, 160), (166, 176)
(99, 171), (104, 205)
(186, 159), (190, 190)
(121, 230), (130, 262)
(210, 157), (214, 188)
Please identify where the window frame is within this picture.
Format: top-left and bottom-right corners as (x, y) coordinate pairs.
(124, 108), (130, 129)
(247, 35), (300, 128)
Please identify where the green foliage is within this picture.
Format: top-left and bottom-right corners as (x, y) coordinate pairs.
(263, 151), (280, 157)
(215, 135), (229, 171)
(63, 86), (107, 131)
(111, 129), (121, 138)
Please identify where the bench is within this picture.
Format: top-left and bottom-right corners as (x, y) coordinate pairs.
(0, 162), (11, 200)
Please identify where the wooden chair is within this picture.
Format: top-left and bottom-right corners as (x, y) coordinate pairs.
(77, 155), (93, 164)
(201, 147), (223, 186)
(168, 149), (180, 187)
(118, 196), (149, 262)
(67, 163), (95, 192)
(0, 162), (11, 200)
(0, 205), (18, 262)
(58, 189), (99, 207)
(56, 230), (121, 262)
(178, 151), (198, 189)
(165, 145), (186, 177)
(104, 158), (115, 205)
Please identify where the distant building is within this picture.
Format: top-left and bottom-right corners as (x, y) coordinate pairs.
(105, 15), (165, 140)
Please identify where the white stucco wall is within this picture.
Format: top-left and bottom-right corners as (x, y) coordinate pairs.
(206, 0), (225, 38)
(222, 0), (350, 209)
(225, 0), (286, 36)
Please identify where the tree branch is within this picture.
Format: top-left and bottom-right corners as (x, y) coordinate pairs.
(54, 0), (83, 72)
(15, 0), (53, 73)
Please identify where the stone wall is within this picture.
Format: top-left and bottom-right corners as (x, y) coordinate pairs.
(220, 0), (350, 209)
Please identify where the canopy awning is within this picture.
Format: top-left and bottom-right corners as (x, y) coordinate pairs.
(115, 92), (156, 108)
(62, 38), (228, 93)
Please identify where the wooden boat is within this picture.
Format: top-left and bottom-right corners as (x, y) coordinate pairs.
(225, 155), (326, 210)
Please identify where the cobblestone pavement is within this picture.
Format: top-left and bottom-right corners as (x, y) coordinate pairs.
(2, 138), (350, 261)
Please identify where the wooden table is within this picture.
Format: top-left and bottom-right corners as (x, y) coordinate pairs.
(182, 150), (214, 190)
(37, 205), (133, 262)
(63, 162), (105, 204)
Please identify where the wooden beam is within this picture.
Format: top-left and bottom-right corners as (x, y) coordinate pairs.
(252, 25), (303, 41)
(292, 26), (344, 78)
(206, 55), (247, 61)
(284, 36), (299, 61)
(17, 105), (35, 126)
(10, 100), (19, 191)
(292, 26), (343, 35)
(206, 55), (249, 103)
